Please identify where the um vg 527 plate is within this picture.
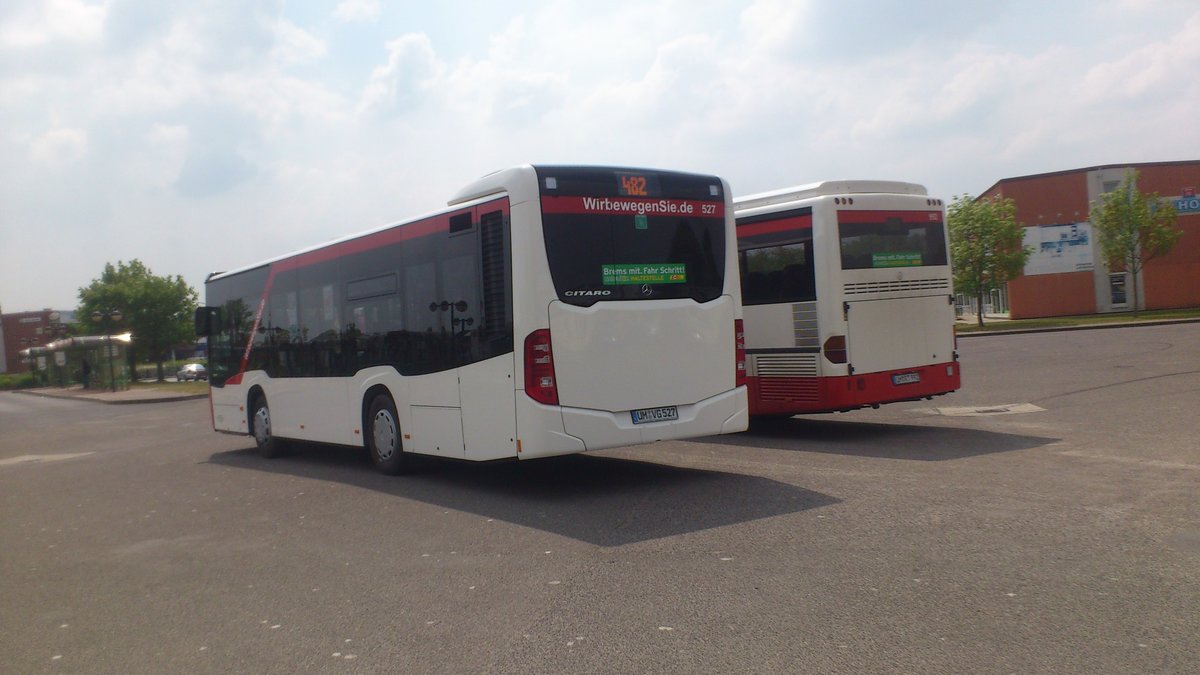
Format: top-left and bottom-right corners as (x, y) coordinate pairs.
(631, 405), (679, 424)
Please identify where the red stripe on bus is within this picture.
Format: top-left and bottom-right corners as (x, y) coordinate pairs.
(274, 217), (446, 273)
(836, 210), (943, 224)
(540, 195), (725, 217)
(275, 197), (510, 273)
(736, 214), (812, 237)
(235, 291), (270, 378)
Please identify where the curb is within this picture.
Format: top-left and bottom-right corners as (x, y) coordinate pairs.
(10, 389), (208, 405)
(955, 317), (1200, 338)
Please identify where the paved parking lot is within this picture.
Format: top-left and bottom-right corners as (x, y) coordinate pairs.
(1, 323), (1197, 673)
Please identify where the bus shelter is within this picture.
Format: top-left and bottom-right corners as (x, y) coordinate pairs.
(19, 333), (133, 391)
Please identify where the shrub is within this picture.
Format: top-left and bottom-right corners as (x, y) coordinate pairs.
(0, 372), (37, 390)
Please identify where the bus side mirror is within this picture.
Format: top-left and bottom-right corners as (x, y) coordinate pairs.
(194, 307), (218, 336)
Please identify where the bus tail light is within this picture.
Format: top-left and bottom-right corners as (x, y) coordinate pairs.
(524, 329), (559, 405)
(823, 335), (847, 364)
(735, 319), (747, 388)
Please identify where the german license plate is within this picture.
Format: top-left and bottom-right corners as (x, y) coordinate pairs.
(631, 406), (678, 424)
(892, 372), (921, 385)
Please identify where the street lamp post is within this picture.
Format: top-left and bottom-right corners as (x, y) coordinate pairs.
(92, 309), (124, 392)
(45, 314), (72, 386)
(19, 338), (36, 386)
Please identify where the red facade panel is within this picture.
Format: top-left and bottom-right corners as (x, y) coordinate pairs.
(1008, 271), (1096, 319)
(992, 172), (1089, 226)
(1143, 217), (1200, 310)
(1135, 163), (1200, 197)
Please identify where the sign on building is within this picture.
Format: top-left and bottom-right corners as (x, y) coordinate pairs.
(1173, 194), (1200, 215)
(1023, 222), (1094, 276)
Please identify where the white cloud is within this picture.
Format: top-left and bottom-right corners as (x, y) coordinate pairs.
(739, 0), (811, 53)
(358, 33), (441, 116)
(132, 123), (189, 189)
(89, 21), (208, 116)
(1079, 11), (1200, 103)
(145, 122), (188, 145)
(333, 0), (381, 23)
(214, 70), (350, 138)
(28, 126), (87, 166)
(0, 0), (107, 49)
(268, 15), (326, 65)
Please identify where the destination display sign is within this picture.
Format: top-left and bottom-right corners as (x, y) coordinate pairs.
(615, 172), (661, 197)
(601, 263), (688, 285)
(872, 252), (923, 268)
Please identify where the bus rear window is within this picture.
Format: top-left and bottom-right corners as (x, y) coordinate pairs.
(740, 240), (816, 305)
(838, 213), (948, 270)
(538, 168), (726, 306)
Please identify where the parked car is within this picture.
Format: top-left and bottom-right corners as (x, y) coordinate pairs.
(177, 363), (207, 381)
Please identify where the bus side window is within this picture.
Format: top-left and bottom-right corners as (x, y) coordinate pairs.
(745, 272), (768, 303)
(783, 263), (815, 302)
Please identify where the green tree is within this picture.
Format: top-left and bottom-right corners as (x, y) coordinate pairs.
(77, 260), (199, 382)
(947, 194), (1032, 327)
(1089, 170), (1182, 314)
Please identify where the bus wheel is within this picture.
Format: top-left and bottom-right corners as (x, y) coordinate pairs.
(251, 394), (286, 458)
(367, 394), (407, 475)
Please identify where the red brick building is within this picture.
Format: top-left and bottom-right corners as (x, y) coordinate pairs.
(980, 161), (1200, 319)
(0, 310), (72, 374)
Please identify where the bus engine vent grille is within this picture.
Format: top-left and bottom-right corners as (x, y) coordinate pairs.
(792, 301), (818, 349)
(753, 354), (820, 402)
(843, 278), (950, 295)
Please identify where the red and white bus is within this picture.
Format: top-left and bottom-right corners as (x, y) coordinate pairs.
(197, 165), (748, 473)
(734, 180), (961, 416)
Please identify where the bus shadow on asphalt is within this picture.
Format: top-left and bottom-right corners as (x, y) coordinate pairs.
(701, 417), (1058, 461)
(206, 447), (840, 547)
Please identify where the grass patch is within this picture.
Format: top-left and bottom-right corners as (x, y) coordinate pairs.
(956, 307), (1200, 333)
(0, 372), (37, 390)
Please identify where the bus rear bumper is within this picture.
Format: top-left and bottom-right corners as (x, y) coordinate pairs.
(541, 386), (748, 457)
(748, 361), (962, 416)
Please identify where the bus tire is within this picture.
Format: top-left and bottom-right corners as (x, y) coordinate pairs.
(251, 394), (286, 458)
(367, 393), (408, 475)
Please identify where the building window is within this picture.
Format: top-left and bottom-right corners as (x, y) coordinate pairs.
(1109, 273), (1128, 307)
(1102, 180), (1120, 193)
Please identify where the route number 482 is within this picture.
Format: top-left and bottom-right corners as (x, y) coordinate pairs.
(620, 175), (648, 196)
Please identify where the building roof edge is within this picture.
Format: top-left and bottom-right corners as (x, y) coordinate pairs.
(980, 159), (1199, 197)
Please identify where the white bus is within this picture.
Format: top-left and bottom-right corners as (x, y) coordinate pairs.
(197, 165), (749, 473)
(734, 180), (961, 417)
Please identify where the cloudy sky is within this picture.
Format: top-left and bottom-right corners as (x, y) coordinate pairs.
(2, 0), (1197, 313)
